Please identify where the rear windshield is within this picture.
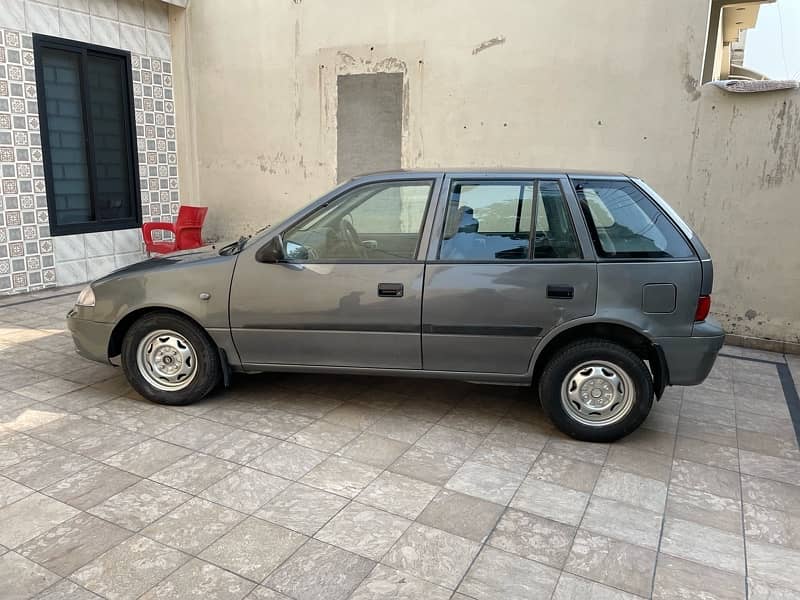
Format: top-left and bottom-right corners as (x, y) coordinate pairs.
(572, 179), (694, 259)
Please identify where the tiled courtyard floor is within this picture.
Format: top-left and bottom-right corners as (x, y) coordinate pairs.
(0, 288), (799, 600)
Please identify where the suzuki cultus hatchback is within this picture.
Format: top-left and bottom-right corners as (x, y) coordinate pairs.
(68, 170), (724, 442)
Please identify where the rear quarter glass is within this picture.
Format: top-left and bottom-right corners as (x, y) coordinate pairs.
(571, 178), (695, 259)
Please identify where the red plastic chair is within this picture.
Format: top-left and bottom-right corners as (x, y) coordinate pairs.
(142, 206), (208, 255)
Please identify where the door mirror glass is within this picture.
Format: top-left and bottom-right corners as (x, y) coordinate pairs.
(284, 240), (309, 260)
(255, 236), (285, 263)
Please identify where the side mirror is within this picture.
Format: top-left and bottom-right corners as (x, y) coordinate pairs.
(285, 240), (309, 260)
(255, 236), (285, 263)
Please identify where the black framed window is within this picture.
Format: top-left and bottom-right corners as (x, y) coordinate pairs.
(34, 35), (140, 236)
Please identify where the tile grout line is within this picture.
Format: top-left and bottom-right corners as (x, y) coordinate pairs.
(734, 369), (750, 600)
(649, 386), (682, 599)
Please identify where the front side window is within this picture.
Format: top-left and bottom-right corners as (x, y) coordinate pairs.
(573, 179), (694, 259)
(282, 180), (433, 261)
(34, 36), (139, 235)
(438, 180), (580, 261)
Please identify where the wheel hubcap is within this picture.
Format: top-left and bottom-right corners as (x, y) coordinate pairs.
(136, 329), (197, 391)
(560, 360), (635, 427)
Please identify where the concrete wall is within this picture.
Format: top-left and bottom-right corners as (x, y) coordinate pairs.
(170, 0), (800, 344)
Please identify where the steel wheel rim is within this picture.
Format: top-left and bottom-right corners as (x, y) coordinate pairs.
(136, 329), (198, 392)
(560, 360), (636, 427)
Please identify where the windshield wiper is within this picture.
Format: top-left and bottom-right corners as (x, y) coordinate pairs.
(218, 235), (250, 256)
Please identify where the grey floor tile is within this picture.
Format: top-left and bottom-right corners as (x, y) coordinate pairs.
(248, 441), (328, 480)
(72, 535), (188, 600)
(63, 424), (146, 461)
(616, 427), (676, 456)
(747, 576), (800, 599)
(582, 496), (663, 550)
(606, 445), (672, 482)
(88, 479), (190, 532)
(33, 579), (103, 599)
(367, 413), (432, 444)
(661, 517), (745, 575)
(204, 429), (278, 465)
(593, 467), (667, 513)
(322, 402), (387, 431)
(652, 554), (745, 600)
(0, 551), (60, 600)
(103, 439), (193, 477)
(41, 463), (139, 511)
(2, 446), (94, 490)
(541, 438), (610, 466)
(737, 429), (800, 462)
(0, 492), (78, 548)
(300, 456), (381, 499)
(200, 466), (290, 513)
(382, 523), (481, 589)
(315, 502), (410, 560)
(488, 507), (575, 568)
(413, 425), (484, 459)
(27, 414), (105, 446)
(746, 539), (800, 592)
(140, 558), (256, 600)
(356, 471), (438, 519)
(289, 420), (359, 453)
(337, 432), (409, 469)
(741, 474), (800, 515)
(18, 512), (130, 576)
(417, 489), (503, 543)
(553, 572), (644, 599)
(469, 433), (540, 475)
(141, 497), (245, 554)
(527, 456), (603, 503)
(0, 432), (55, 470)
(744, 502), (800, 549)
(510, 478), (589, 526)
(199, 517), (307, 581)
(438, 405), (501, 435)
(348, 564), (451, 600)
(445, 461), (524, 505)
(739, 450), (800, 486)
(244, 587), (291, 600)
(674, 437), (739, 472)
(457, 545), (560, 600)
(667, 484), (743, 534)
(271, 392), (342, 420)
(255, 482), (348, 536)
(565, 529), (656, 597)
(151, 452), (238, 494)
(678, 418), (738, 447)
(157, 418), (236, 451)
(670, 459), (741, 500)
(265, 539), (374, 600)
(0, 473), (33, 507)
(388, 446), (463, 485)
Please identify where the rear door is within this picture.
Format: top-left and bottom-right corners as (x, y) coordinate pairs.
(421, 173), (598, 375)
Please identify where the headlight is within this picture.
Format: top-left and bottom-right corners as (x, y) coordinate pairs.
(76, 285), (95, 307)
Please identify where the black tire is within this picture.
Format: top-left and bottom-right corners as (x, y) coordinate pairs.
(538, 338), (653, 442)
(121, 312), (221, 406)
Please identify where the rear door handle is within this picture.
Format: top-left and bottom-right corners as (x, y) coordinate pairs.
(378, 283), (404, 298)
(547, 285), (574, 299)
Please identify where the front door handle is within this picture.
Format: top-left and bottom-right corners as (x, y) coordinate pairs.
(378, 283), (404, 298)
(547, 285), (574, 299)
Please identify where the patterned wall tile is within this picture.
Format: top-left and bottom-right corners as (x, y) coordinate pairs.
(0, 5), (179, 294)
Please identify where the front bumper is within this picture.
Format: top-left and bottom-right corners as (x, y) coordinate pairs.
(66, 308), (114, 364)
(656, 317), (725, 386)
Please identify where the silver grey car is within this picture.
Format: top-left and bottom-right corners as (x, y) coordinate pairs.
(67, 170), (724, 442)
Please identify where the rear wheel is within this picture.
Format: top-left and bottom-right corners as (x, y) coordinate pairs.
(538, 339), (653, 442)
(121, 312), (221, 406)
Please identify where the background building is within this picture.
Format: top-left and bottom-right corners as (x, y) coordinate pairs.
(0, 0), (798, 349)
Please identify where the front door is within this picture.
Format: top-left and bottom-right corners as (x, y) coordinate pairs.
(229, 177), (439, 369)
(422, 175), (597, 374)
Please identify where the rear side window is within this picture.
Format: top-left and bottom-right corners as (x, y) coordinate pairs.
(573, 179), (694, 259)
(438, 180), (580, 261)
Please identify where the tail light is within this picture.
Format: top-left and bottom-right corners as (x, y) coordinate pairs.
(695, 295), (711, 321)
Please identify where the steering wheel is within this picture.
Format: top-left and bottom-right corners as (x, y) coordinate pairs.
(339, 219), (367, 258)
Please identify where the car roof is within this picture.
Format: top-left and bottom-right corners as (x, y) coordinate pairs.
(350, 168), (630, 180)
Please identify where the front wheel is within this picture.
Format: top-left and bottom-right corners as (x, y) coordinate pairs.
(538, 339), (653, 442)
(121, 312), (221, 406)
